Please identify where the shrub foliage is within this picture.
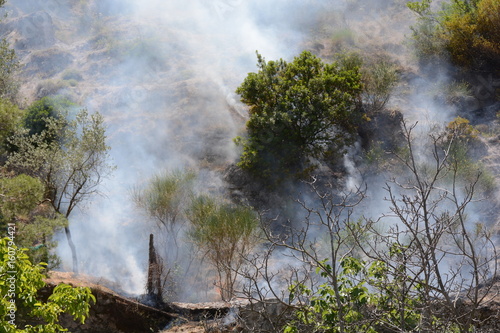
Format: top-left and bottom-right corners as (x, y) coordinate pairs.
(408, 0), (500, 70)
(235, 51), (362, 179)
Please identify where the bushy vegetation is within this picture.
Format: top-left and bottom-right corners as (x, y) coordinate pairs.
(1, 99), (112, 272)
(0, 174), (44, 228)
(2, 0), (500, 331)
(242, 122), (497, 333)
(133, 169), (196, 228)
(0, 238), (95, 332)
(0, 98), (108, 329)
(360, 55), (399, 114)
(0, 173), (67, 267)
(408, 0), (500, 70)
(23, 97), (74, 138)
(235, 51), (362, 180)
(187, 196), (260, 301)
(285, 257), (377, 333)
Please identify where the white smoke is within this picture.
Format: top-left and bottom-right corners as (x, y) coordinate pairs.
(6, 0), (484, 300)
(35, 0), (341, 296)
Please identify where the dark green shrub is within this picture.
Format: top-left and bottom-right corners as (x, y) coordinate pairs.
(235, 51), (362, 180)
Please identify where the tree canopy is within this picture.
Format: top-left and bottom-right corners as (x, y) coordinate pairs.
(235, 50), (362, 179)
(8, 109), (113, 220)
(0, 172), (68, 267)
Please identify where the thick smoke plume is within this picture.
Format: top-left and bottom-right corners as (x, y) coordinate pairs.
(2, 0), (366, 297)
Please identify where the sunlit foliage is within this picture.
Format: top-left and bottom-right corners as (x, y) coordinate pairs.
(235, 50), (362, 180)
(0, 237), (95, 332)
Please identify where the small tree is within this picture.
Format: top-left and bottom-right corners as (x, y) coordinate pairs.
(235, 50), (362, 179)
(7, 109), (114, 273)
(233, 179), (371, 333)
(0, 237), (95, 332)
(187, 195), (260, 301)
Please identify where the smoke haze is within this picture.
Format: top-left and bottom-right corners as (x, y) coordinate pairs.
(1, 0), (354, 296)
(5, 0), (488, 301)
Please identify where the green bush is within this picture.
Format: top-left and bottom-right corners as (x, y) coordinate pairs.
(133, 169), (196, 228)
(285, 257), (423, 333)
(0, 174), (67, 267)
(8, 108), (114, 273)
(360, 56), (399, 114)
(0, 237), (95, 332)
(0, 174), (44, 226)
(235, 50), (362, 180)
(444, 117), (496, 193)
(23, 97), (74, 138)
(408, 0), (500, 70)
